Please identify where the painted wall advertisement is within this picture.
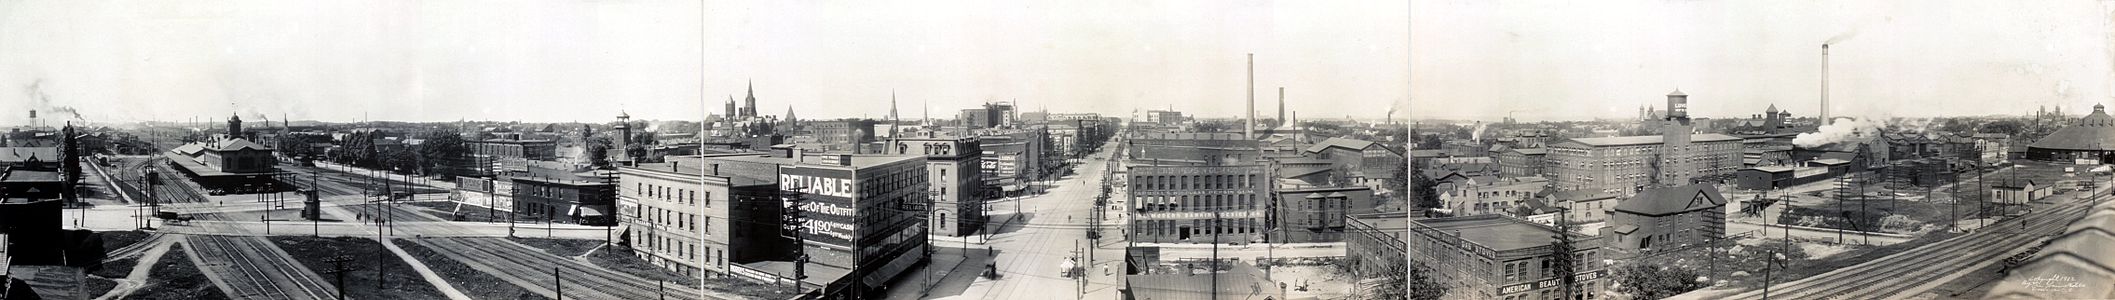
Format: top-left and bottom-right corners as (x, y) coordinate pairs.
(781, 167), (860, 247)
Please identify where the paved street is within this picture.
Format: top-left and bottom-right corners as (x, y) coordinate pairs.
(901, 139), (1126, 300)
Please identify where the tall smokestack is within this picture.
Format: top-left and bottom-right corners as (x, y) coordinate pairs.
(1247, 53), (1255, 139)
(1821, 43), (1830, 125)
(1278, 87), (1286, 129)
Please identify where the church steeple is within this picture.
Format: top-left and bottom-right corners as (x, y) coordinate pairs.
(743, 80), (758, 118)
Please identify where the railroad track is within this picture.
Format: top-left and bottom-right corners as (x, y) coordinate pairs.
(413, 237), (710, 299)
(102, 233), (165, 263)
(1721, 198), (2098, 300)
(187, 235), (335, 300)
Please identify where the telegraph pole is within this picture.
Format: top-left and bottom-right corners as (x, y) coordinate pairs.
(322, 255), (354, 300)
(783, 183), (810, 294)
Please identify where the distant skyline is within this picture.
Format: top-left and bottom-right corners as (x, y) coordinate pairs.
(0, 0), (1408, 125)
(1412, 0), (2115, 122)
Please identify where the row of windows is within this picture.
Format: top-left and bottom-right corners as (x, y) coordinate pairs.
(1132, 174), (1257, 191)
(1134, 195), (1258, 212)
(635, 182), (706, 207)
(640, 205), (704, 233)
(1498, 251), (1598, 282)
(641, 231), (727, 269)
(1136, 218), (1263, 236)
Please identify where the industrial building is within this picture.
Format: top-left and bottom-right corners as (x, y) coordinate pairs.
(2027, 104), (2115, 163)
(1548, 90), (1744, 195)
(1127, 164), (1271, 244)
(1406, 214), (1606, 300)
(1602, 184), (1727, 257)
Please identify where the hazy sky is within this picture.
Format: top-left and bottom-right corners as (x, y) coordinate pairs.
(0, 0), (1408, 125)
(1412, 0), (2115, 122)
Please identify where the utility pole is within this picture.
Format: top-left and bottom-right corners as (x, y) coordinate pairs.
(554, 267), (563, 300)
(322, 255), (354, 300)
(1212, 209), (1221, 299)
(783, 183), (810, 294)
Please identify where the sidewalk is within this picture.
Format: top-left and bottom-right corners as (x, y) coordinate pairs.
(883, 246), (993, 300)
(313, 161), (458, 190)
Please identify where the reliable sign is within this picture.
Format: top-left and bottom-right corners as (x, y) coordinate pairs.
(781, 168), (860, 247)
(1498, 270), (1607, 295)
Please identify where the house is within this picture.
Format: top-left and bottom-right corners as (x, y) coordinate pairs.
(1603, 183), (1728, 257)
(1990, 179), (2052, 205)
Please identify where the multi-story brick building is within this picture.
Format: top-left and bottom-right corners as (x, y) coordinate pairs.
(1127, 164), (1270, 244)
(1273, 186), (1377, 242)
(806, 119), (879, 146)
(1408, 214), (1607, 300)
(705, 150), (930, 297)
(884, 132), (985, 236)
(470, 138), (558, 161)
(1127, 132), (1260, 166)
(1495, 147), (1548, 178)
(1603, 183), (1727, 258)
(1344, 212), (1408, 281)
(1549, 91), (1744, 195)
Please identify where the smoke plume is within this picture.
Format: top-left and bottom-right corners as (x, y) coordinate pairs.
(1794, 117), (1884, 148)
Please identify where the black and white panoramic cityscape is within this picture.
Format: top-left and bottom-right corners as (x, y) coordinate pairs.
(1414, 1), (2115, 300)
(0, 1), (1411, 300)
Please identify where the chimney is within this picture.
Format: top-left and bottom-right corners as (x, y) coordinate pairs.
(1821, 43), (1830, 125)
(1246, 53), (1255, 140)
(837, 154), (853, 166)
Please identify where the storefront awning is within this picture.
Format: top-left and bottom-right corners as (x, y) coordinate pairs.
(578, 206), (608, 217)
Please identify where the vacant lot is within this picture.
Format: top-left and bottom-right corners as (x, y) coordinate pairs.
(269, 236), (446, 300)
(130, 244), (230, 300)
(392, 238), (549, 300)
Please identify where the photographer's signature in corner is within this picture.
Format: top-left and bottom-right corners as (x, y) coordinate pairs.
(2020, 274), (2086, 293)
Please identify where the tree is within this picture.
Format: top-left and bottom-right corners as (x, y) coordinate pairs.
(414, 131), (469, 179)
(1549, 214), (1580, 300)
(1977, 120), (2026, 136)
(1411, 173), (1443, 210)
(583, 136), (613, 169)
(1403, 262), (1447, 300)
(1386, 160), (1411, 197)
(1614, 263), (1707, 299)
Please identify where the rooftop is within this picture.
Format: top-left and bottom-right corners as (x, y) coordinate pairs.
(0, 147), (58, 163)
(708, 152), (922, 170)
(1417, 215), (1564, 252)
(0, 169), (62, 183)
(1554, 133), (1744, 148)
(1613, 183), (1727, 216)
(1347, 211), (1410, 233)
(1304, 137), (1381, 153)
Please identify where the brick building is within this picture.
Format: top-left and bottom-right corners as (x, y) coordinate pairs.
(1549, 91), (1743, 195)
(1407, 215), (1607, 300)
(884, 133), (986, 236)
(1602, 184), (1726, 257)
(1127, 164), (1270, 244)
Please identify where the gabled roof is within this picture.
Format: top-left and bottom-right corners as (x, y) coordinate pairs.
(208, 138), (272, 151)
(1505, 147), (1548, 155)
(1305, 137), (1380, 154)
(1993, 179), (2041, 189)
(1613, 183), (1727, 216)
(0, 147), (59, 163)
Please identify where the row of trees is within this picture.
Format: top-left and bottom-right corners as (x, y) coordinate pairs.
(327, 130), (472, 179)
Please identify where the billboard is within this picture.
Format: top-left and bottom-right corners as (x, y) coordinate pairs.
(780, 166), (859, 247)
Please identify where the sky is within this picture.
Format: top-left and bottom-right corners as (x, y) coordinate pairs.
(0, 0), (1408, 125)
(1412, 0), (2115, 122)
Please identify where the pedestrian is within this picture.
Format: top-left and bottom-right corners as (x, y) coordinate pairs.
(1102, 264), (1110, 276)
